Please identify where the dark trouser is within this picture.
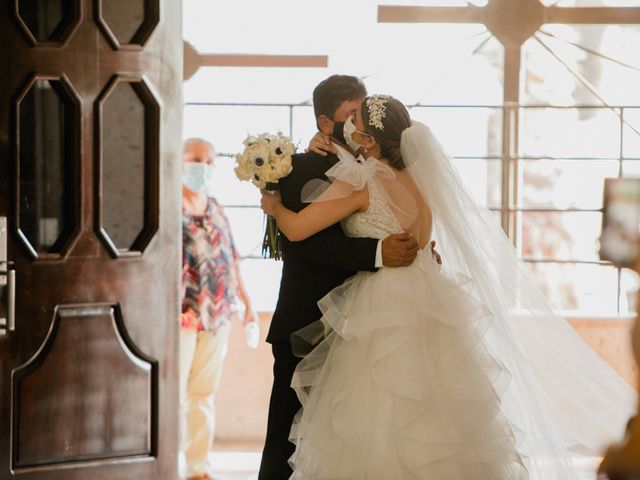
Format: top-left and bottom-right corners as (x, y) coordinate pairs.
(258, 341), (302, 480)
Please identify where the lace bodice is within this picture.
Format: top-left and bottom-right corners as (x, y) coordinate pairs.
(341, 180), (403, 240)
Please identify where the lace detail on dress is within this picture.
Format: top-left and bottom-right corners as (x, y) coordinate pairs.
(341, 180), (403, 240)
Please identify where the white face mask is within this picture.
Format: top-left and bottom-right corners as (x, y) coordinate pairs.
(343, 116), (367, 153)
(183, 162), (213, 192)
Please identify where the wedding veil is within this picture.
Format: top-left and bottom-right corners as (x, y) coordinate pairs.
(400, 120), (636, 477)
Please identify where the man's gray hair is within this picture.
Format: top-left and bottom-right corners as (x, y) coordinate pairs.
(183, 137), (214, 153)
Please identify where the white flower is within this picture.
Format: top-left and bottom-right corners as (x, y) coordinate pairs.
(263, 169), (280, 183)
(245, 143), (271, 169)
(234, 159), (253, 181)
(251, 177), (267, 189)
(270, 137), (294, 158)
(243, 135), (259, 147)
(275, 157), (292, 177)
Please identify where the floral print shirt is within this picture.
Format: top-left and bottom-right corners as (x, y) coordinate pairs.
(181, 197), (239, 333)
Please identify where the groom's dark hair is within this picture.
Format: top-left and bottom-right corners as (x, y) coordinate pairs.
(313, 75), (367, 120)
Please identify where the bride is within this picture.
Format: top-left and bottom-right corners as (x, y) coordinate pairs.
(260, 95), (636, 479)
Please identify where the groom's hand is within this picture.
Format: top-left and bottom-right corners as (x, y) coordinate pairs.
(382, 233), (419, 267)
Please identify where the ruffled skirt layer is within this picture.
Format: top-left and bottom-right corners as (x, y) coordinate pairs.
(289, 250), (544, 479)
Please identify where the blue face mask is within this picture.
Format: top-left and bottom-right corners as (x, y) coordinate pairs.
(183, 163), (213, 192)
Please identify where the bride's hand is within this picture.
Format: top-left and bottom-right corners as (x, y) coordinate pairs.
(306, 131), (336, 157)
(260, 190), (282, 216)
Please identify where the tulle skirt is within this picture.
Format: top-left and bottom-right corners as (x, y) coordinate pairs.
(288, 249), (635, 479)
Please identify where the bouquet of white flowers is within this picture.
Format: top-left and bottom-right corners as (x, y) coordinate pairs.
(235, 132), (296, 260)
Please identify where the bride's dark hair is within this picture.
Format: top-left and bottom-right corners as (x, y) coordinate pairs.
(361, 95), (411, 170)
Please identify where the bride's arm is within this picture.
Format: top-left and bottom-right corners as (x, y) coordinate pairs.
(261, 184), (368, 241)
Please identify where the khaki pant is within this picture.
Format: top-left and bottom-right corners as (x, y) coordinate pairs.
(179, 321), (232, 477)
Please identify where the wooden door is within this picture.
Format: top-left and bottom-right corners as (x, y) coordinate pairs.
(0, 1), (182, 478)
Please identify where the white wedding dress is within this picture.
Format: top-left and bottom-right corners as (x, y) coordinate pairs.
(288, 123), (637, 480)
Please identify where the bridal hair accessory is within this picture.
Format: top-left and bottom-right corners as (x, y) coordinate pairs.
(366, 95), (389, 131)
(235, 132), (297, 260)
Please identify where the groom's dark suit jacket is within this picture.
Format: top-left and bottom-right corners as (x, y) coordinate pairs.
(266, 150), (379, 343)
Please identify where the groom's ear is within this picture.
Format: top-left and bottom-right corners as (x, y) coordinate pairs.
(317, 115), (334, 136)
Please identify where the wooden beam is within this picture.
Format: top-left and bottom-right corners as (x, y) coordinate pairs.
(379, 4), (640, 26)
(183, 41), (328, 80)
(200, 54), (328, 68)
(546, 6), (640, 24)
(377, 5), (484, 24)
(503, 45), (522, 104)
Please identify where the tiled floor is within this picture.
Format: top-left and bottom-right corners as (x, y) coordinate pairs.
(179, 452), (260, 480)
(210, 452), (260, 480)
(183, 452), (601, 480)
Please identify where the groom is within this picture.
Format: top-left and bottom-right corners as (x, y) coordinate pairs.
(258, 75), (421, 479)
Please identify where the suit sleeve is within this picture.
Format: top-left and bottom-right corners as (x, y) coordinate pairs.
(284, 225), (378, 273)
(279, 152), (379, 272)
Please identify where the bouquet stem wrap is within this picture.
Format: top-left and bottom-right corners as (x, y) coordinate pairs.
(262, 182), (283, 260)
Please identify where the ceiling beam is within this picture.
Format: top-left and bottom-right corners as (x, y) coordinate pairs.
(546, 6), (640, 24)
(183, 41), (328, 80)
(200, 54), (328, 68)
(377, 5), (484, 24)
(379, 4), (640, 27)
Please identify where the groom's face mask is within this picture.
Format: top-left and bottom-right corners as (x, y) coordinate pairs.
(332, 121), (346, 144)
(330, 97), (364, 145)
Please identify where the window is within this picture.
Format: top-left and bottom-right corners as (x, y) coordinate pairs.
(519, 23), (640, 314)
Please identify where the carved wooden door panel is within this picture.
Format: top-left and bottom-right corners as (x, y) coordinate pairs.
(0, 1), (182, 478)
